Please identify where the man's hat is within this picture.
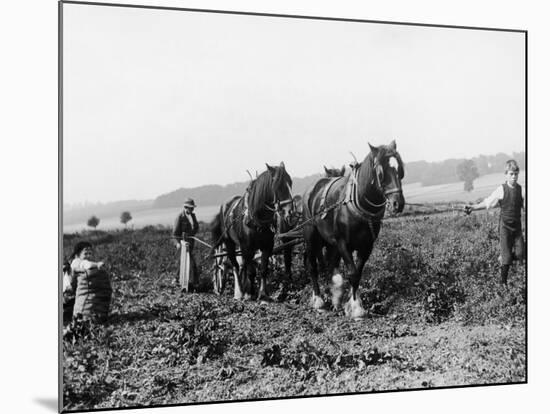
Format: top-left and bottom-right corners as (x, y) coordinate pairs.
(183, 198), (196, 208)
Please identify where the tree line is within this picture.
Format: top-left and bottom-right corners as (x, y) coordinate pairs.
(152, 151), (525, 208)
(86, 211), (133, 229)
(405, 151), (525, 187)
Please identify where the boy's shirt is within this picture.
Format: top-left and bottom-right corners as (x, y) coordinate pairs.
(480, 183), (525, 210)
(71, 258), (99, 272)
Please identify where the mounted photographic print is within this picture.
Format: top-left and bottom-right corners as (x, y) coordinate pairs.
(60, 1), (527, 412)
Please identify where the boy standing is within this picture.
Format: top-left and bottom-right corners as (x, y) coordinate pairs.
(464, 160), (525, 286)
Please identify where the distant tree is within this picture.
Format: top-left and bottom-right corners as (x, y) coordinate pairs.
(120, 211), (132, 226)
(456, 159), (480, 192)
(87, 215), (100, 229)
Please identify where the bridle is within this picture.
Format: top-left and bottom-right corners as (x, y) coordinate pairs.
(363, 154), (403, 209)
(265, 181), (294, 215)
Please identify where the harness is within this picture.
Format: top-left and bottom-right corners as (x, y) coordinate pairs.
(303, 165), (394, 240)
(263, 182), (294, 212)
(315, 176), (345, 219)
(343, 166), (386, 221)
(224, 196), (242, 233)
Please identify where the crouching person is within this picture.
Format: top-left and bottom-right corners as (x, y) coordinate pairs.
(62, 261), (76, 325)
(69, 241), (112, 323)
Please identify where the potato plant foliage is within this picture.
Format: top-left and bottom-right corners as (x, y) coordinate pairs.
(62, 211), (525, 410)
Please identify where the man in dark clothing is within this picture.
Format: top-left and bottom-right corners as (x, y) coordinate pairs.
(173, 198), (200, 291)
(464, 160), (525, 286)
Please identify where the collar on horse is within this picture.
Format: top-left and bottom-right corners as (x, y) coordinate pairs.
(343, 165), (386, 221)
(316, 176), (345, 219)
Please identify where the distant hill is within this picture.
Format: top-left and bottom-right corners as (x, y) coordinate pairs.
(152, 151), (525, 209)
(152, 174), (325, 209)
(63, 151), (525, 224)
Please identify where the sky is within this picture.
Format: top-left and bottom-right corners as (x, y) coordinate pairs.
(62, 3), (525, 204)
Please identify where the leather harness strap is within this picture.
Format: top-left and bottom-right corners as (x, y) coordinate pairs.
(343, 167), (385, 221)
(316, 176), (345, 218)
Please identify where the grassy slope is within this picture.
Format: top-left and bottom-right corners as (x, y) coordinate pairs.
(62, 210), (526, 411)
(63, 172), (526, 233)
(403, 172), (526, 204)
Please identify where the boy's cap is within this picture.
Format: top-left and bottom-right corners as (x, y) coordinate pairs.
(505, 160), (520, 172)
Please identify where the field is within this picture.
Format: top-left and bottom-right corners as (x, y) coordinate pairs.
(61, 206), (526, 411)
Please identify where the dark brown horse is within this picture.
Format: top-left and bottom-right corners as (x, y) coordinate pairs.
(211, 163), (293, 301)
(275, 166), (346, 278)
(302, 141), (405, 319)
(323, 165), (346, 178)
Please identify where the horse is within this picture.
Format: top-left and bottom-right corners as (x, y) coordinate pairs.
(210, 162), (294, 301)
(275, 166), (347, 279)
(323, 165), (347, 178)
(302, 140), (405, 319)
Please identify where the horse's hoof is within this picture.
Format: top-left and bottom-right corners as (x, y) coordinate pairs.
(258, 295), (272, 304)
(243, 293), (253, 301)
(311, 295), (325, 310)
(344, 304), (366, 320)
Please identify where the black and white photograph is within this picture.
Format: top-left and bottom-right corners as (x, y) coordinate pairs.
(12, 1), (550, 413)
(57, 1), (530, 412)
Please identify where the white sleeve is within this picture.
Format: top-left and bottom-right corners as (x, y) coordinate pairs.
(482, 186), (503, 209)
(70, 258), (96, 271)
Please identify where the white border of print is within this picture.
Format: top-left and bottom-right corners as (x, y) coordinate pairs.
(3, 1), (547, 414)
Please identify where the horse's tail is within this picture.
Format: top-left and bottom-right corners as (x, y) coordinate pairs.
(209, 207), (224, 254)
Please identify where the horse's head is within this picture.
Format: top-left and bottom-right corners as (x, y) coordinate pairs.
(324, 165), (346, 178)
(266, 162), (294, 224)
(368, 140), (405, 214)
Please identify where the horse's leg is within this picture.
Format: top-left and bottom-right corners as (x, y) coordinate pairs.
(241, 252), (256, 301)
(226, 243), (243, 300)
(316, 247), (328, 278)
(324, 244), (343, 310)
(305, 229), (324, 310)
(258, 249), (272, 302)
(283, 241), (293, 281)
(339, 242), (371, 320)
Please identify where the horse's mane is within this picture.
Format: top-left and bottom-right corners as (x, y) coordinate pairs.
(247, 166), (291, 222)
(356, 151), (375, 186)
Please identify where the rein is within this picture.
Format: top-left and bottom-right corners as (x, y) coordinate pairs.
(264, 182), (294, 211)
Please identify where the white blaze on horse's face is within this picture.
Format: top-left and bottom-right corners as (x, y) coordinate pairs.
(382, 155), (405, 214)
